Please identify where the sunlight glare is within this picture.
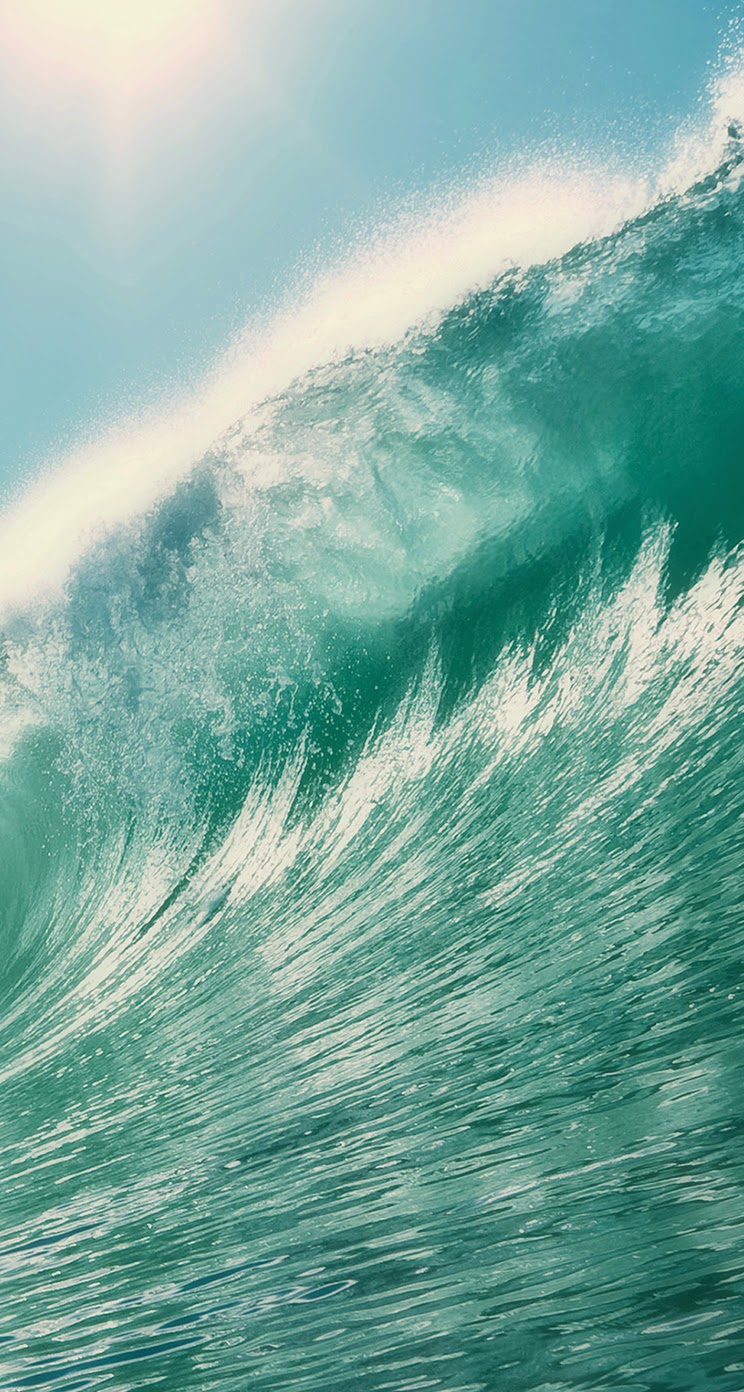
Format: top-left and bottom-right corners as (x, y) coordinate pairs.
(1, 0), (227, 107)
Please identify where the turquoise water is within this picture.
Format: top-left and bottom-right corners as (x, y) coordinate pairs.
(2, 103), (744, 1392)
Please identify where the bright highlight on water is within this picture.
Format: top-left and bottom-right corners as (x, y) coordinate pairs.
(1, 45), (744, 1392)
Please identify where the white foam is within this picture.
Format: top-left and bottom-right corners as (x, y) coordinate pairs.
(660, 42), (744, 192)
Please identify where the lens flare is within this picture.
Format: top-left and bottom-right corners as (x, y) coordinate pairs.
(0, 0), (225, 106)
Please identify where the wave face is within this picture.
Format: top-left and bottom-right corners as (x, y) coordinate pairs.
(2, 105), (744, 1392)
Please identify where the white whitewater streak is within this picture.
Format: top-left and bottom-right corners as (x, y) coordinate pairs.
(0, 48), (741, 622)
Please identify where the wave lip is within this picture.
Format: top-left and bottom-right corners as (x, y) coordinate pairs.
(3, 44), (744, 621)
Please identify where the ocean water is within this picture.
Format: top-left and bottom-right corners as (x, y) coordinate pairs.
(2, 63), (744, 1392)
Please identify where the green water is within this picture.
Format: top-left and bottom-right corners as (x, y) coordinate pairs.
(1, 125), (744, 1392)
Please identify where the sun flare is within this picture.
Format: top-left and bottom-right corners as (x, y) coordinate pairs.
(1, 0), (226, 109)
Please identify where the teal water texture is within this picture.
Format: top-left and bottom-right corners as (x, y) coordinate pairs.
(2, 61), (744, 1392)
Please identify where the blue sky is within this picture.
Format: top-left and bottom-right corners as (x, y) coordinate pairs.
(0, 0), (740, 500)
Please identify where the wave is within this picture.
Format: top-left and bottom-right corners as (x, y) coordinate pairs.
(1, 44), (743, 616)
(2, 48), (744, 1392)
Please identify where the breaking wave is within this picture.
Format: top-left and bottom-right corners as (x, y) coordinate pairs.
(2, 49), (744, 1392)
